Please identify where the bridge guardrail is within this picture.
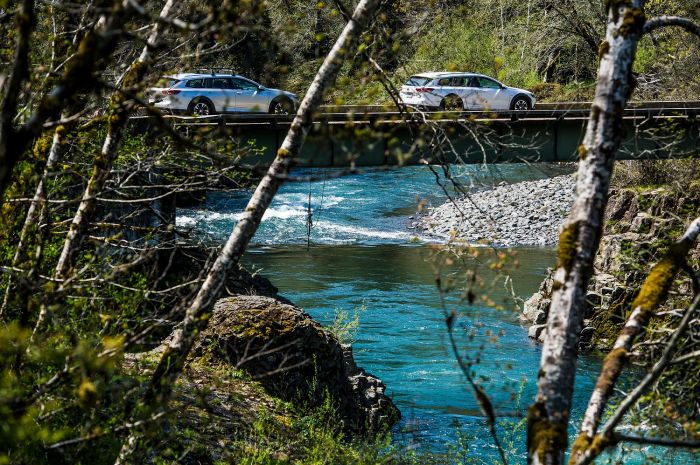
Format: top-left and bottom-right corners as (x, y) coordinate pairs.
(129, 103), (700, 127)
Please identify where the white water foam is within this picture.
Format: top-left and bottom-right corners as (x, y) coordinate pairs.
(177, 211), (238, 228)
(313, 221), (416, 242)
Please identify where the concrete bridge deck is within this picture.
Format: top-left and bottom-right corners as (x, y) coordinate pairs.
(131, 101), (700, 166)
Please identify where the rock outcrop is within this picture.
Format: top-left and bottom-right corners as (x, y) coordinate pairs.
(522, 187), (700, 350)
(125, 294), (400, 463)
(196, 295), (400, 433)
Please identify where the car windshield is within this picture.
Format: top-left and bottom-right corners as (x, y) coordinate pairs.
(405, 76), (432, 87)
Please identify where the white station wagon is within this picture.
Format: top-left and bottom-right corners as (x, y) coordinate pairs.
(149, 72), (300, 116)
(400, 72), (536, 111)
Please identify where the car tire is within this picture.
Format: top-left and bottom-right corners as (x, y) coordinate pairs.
(188, 98), (215, 116)
(439, 94), (464, 112)
(269, 97), (294, 115)
(510, 95), (531, 111)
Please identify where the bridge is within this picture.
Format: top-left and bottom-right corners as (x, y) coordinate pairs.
(131, 101), (700, 166)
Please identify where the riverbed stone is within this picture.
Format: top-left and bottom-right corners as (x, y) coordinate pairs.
(420, 174), (575, 247)
(521, 187), (700, 352)
(197, 295), (400, 433)
(528, 324), (547, 342)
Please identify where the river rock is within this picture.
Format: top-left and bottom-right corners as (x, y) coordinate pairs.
(522, 267), (554, 323)
(197, 295), (400, 433)
(528, 324), (547, 342)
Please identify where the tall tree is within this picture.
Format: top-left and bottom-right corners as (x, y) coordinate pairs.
(113, 0), (382, 461)
(527, 2), (700, 464)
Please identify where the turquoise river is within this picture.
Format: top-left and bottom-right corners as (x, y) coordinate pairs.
(178, 164), (690, 464)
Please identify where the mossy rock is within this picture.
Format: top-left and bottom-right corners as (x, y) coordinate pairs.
(197, 296), (400, 433)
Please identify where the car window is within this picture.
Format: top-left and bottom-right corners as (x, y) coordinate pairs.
(437, 78), (452, 86)
(477, 77), (501, 89)
(231, 77), (259, 90)
(451, 77), (466, 87)
(467, 77), (480, 87)
(405, 76), (431, 86)
(185, 78), (204, 88)
(208, 77), (232, 89)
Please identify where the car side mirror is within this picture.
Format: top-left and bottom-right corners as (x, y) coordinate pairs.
(257, 86), (265, 91)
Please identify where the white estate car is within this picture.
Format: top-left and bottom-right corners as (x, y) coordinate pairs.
(399, 72), (536, 111)
(149, 72), (300, 116)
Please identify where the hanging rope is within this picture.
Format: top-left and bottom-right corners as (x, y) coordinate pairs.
(318, 170), (327, 218)
(306, 177), (313, 251)
(305, 170), (327, 251)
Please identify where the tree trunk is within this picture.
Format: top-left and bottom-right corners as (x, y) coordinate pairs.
(569, 217), (700, 465)
(53, 0), (177, 279)
(113, 0), (380, 462)
(0, 126), (64, 316)
(0, 0), (35, 202)
(0, 0), (135, 203)
(527, 2), (647, 464)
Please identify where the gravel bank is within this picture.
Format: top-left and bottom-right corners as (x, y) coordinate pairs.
(420, 175), (575, 247)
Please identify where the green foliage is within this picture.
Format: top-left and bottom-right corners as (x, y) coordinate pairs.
(407, 14), (498, 79)
(329, 303), (365, 345)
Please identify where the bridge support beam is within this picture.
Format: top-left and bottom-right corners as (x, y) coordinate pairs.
(130, 110), (700, 167)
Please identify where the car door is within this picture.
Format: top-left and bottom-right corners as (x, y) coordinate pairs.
(435, 76), (454, 102)
(205, 77), (236, 112)
(462, 76), (482, 110)
(475, 76), (507, 110)
(450, 76), (468, 107)
(231, 77), (265, 112)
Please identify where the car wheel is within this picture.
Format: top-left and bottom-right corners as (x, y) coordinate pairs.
(440, 95), (464, 112)
(189, 99), (214, 116)
(270, 98), (294, 115)
(510, 95), (531, 111)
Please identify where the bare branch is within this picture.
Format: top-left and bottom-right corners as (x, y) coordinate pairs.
(614, 433), (700, 449)
(0, 0), (138, 203)
(52, 0), (177, 281)
(644, 15), (700, 37)
(528, 1), (647, 463)
(0, 0), (36, 201)
(113, 1), (382, 462)
(669, 349), (700, 365)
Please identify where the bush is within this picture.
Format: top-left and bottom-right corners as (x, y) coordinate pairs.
(612, 159), (700, 190)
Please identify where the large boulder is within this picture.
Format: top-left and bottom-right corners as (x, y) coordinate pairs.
(522, 267), (554, 325)
(197, 295), (400, 433)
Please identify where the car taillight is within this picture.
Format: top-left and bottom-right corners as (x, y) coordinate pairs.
(416, 87), (434, 93)
(161, 89), (181, 95)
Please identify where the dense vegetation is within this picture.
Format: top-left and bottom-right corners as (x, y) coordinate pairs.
(0, 1), (699, 464)
(228, 0), (700, 103)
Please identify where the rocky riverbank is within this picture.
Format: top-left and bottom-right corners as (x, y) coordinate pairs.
(522, 186), (700, 350)
(420, 175), (575, 247)
(125, 294), (400, 463)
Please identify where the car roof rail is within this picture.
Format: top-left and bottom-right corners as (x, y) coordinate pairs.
(193, 67), (237, 75)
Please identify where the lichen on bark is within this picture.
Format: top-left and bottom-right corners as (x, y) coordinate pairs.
(528, 402), (568, 464)
(557, 221), (580, 274)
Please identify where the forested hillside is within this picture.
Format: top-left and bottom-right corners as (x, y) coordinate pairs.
(3, 0), (699, 108)
(181, 0), (700, 102)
